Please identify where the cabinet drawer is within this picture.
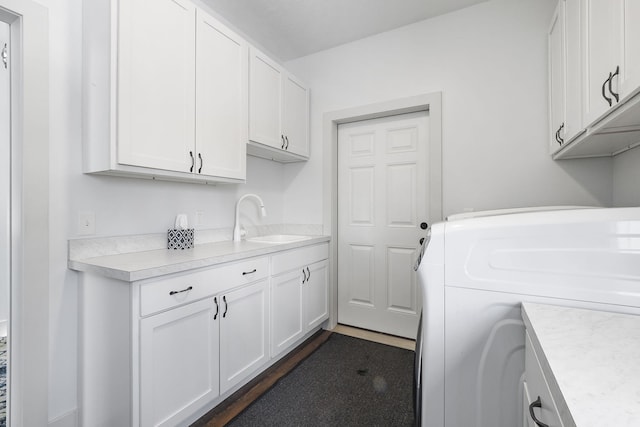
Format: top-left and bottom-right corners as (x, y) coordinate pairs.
(140, 256), (268, 316)
(271, 243), (329, 276)
(524, 332), (563, 427)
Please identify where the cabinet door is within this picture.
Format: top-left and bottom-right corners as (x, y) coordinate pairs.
(304, 260), (329, 331)
(219, 280), (270, 394)
(524, 332), (562, 427)
(621, 0), (640, 97)
(282, 74), (309, 157)
(548, 1), (566, 154)
(140, 297), (219, 427)
(271, 270), (304, 357)
(118, 0), (196, 172)
(195, 10), (247, 181)
(564, 0), (584, 143)
(522, 382), (536, 427)
(583, 0), (624, 126)
(249, 49), (283, 150)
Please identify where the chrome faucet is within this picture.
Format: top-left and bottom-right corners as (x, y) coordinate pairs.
(233, 194), (267, 241)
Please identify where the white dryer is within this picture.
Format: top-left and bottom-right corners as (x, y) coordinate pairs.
(415, 207), (640, 426)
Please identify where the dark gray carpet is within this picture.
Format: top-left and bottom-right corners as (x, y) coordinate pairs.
(227, 333), (415, 427)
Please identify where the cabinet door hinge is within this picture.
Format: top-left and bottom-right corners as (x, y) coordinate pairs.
(1, 43), (7, 69)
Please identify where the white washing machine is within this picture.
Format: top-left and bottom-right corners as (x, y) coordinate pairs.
(414, 206), (640, 427)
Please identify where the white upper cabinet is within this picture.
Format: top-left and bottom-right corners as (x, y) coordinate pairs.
(118, 0), (196, 173)
(249, 50), (283, 150)
(564, 0), (584, 143)
(248, 47), (310, 162)
(195, 9), (248, 180)
(283, 74), (310, 158)
(548, 1), (566, 154)
(548, 0), (584, 155)
(83, 0), (247, 183)
(582, 0), (624, 125)
(621, 1), (640, 98)
(552, 0), (640, 159)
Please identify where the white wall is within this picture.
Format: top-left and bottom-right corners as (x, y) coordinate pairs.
(41, 0), (285, 422)
(613, 146), (640, 206)
(283, 0), (614, 222)
(38, 0), (624, 422)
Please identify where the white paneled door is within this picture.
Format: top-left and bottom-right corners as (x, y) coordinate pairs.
(337, 111), (429, 339)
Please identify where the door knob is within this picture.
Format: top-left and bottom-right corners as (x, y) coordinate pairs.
(420, 222), (428, 230)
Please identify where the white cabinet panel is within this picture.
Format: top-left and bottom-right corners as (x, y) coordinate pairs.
(271, 270), (304, 356)
(249, 50), (282, 150)
(219, 280), (270, 394)
(548, 0), (565, 154)
(118, 0), (196, 172)
(195, 10), (247, 180)
(582, 0), (624, 125)
(248, 47), (309, 162)
(140, 297), (219, 427)
(563, 0), (583, 143)
(621, 0), (640, 97)
(282, 74), (309, 157)
(304, 260), (329, 331)
(524, 332), (563, 427)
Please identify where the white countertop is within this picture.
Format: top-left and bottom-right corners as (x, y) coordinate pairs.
(522, 303), (640, 427)
(68, 236), (330, 282)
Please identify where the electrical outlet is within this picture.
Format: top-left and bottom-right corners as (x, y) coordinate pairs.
(78, 211), (95, 235)
(195, 211), (204, 226)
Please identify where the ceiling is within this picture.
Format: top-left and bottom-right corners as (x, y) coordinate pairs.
(202, 0), (490, 61)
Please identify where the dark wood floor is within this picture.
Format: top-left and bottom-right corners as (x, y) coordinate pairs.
(191, 330), (333, 427)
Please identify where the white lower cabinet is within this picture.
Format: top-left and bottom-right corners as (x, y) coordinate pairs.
(140, 297), (220, 427)
(271, 244), (329, 357)
(523, 332), (563, 427)
(140, 280), (269, 427)
(79, 243), (329, 427)
(271, 270), (305, 356)
(304, 260), (329, 331)
(219, 280), (270, 394)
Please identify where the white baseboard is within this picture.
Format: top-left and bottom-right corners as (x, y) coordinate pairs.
(49, 409), (78, 427)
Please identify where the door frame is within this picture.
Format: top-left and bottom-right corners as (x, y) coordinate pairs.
(0, 1), (49, 425)
(323, 93), (443, 331)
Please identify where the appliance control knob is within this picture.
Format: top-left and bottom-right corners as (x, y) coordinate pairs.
(420, 222), (428, 230)
(419, 238), (425, 245)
